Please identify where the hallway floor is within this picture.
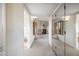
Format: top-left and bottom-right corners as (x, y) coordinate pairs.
(24, 35), (55, 56)
(24, 35), (79, 56)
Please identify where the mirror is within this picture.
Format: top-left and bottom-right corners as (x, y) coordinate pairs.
(54, 21), (64, 35)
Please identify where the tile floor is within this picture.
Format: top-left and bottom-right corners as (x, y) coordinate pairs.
(24, 35), (55, 56)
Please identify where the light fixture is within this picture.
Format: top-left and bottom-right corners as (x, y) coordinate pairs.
(31, 16), (39, 19)
(31, 16), (39, 21)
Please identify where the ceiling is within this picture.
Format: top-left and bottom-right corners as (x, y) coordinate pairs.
(24, 3), (60, 21)
(54, 3), (79, 17)
(24, 3), (79, 21)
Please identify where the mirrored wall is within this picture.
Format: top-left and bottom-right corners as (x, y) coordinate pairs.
(52, 3), (79, 56)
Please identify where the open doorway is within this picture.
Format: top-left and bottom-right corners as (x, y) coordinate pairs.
(33, 19), (48, 39)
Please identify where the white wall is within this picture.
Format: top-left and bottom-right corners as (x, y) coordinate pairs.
(6, 4), (24, 56)
(0, 3), (6, 56)
(64, 3), (79, 49)
(57, 15), (76, 48)
(53, 14), (77, 48)
(76, 14), (79, 35)
(65, 15), (76, 48)
(24, 8), (34, 48)
(75, 14), (79, 48)
(48, 15), (53, 47)
(2, 3), (6, 56)
(53, 4), (79, 48)
(0, 3), (3, 55)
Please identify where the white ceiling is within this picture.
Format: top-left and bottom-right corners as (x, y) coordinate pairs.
(24, 3), (60, 21)
(55, 3), (79, 17)
(24, 3), (79, 21)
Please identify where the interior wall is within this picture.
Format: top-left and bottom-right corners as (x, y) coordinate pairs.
(6, 4), (24, 56)
(65, 15), (76, 48)
(35, 20), (41, 35)
(0, 3), (3, 55)
(48, 15), (53, 47)
(64, 4), (79, 48)
(53, 4), (78, 48)
(53, 13), (77, 48)
(24, 8), (34, 48)
(75, 13), (79, 48)
(2, 3), (6, 56)
(76, 14), (79, 35)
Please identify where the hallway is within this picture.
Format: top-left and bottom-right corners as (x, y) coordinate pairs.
(0, 3), (79, 56)
(24, 35), (55, 56)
